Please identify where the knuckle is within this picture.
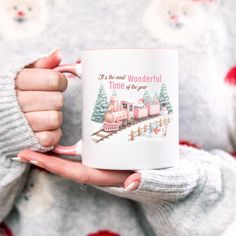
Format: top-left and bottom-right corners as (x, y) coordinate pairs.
(16, 69), (26, 82)
(26, 113), (39, 128)
(39, 133), (52, 146)
(50, 129), (62, 146)
(50, 166), (63, 177)
(58, 129), (63, 141)
(79, 172), (90, 184)
(60, 73), (66, 80)
(16, 89), (23, 103)
(49, 111), (62, 128)
(24, 113), (32, 125)
(47, 71), (60, 90)
(16, 89), (21, 97)
(16, 91), (29, 112)
(55, 163), (70, 177)
(60, 73), (68, 91)
(16, 69), (33, 89)
(54, 92), (64, 110)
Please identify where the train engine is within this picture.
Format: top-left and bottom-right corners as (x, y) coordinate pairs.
(103, 110), (128, 131)
(102, 96), (160, 132)
(103, 98), (134, 131)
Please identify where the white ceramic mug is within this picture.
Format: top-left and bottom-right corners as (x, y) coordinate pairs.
(53, 49), (179, 170)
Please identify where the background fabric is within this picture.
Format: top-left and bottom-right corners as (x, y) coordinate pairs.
(0, 0), (236, 235)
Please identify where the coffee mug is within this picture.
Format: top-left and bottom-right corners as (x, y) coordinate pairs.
(53, 49), (179, 170)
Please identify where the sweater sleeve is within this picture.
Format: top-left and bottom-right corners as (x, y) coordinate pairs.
(97, 146), (236, 235)
(0, 54), (51, 221)
(97, 146), (215, 203)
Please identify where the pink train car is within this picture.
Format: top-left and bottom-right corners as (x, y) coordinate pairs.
(103, 99), (160, 132)
(147, 103), (160, 116)
(133, 107), (148, 119)
(103, 122), (120, 131)
(103, 110), (128, 131)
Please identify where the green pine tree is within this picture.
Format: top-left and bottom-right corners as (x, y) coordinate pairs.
(159, 83), (173, 114)
(143, 89), (151, 105)
(152, 90), (159, 104)
(91, 84), (109, 123)
(112, 90), (117, 96)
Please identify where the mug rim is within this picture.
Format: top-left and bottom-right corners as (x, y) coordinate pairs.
(83, 48), (177, 52)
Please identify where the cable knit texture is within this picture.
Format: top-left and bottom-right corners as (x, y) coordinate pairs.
(0, 1), (236, 236)
(0, 54), (52, 157)
(0, 54), (53, 222)
(100, 146), (236, 236)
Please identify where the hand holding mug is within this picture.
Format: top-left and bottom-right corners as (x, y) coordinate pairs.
(17, 149), (140, 190)
(16, 49), (67, 147)
(15, 48), (178, 189)
(14, 49), (140, 190)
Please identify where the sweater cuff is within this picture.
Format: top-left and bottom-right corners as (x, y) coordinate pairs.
(0, 54), (52, 158)
(97, 146), (222, 204)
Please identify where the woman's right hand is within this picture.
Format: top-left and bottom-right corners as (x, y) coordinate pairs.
(16, 49), (68, 147)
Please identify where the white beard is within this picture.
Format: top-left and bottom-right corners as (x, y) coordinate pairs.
(16, 170), (56, 217)
(0, 1), (48, 40)
(143, 0), (208, 45)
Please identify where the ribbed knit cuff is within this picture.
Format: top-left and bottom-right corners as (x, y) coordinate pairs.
(139, 149), (235, 236)
(98, 146), (223, 204)
(0, 54), (52, 158)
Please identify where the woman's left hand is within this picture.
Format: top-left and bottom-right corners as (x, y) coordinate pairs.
(15, 150), (141, 190)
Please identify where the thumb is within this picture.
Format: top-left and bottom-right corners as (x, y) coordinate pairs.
(124, 173), (141, 191)
(30, 49), (62, 69)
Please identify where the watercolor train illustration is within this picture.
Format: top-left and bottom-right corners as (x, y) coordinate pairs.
(103, 95), (168, 132)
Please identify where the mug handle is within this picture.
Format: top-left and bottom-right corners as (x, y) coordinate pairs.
(52, 63), (82, 156)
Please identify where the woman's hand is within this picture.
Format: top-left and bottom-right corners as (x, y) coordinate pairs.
(16, 49), (67, 147)
(14, 49), (140, 189)
(16, 150), (141, 189)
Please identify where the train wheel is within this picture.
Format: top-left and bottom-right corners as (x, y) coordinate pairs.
(123, 120), (128, 126)
(130, 118), (135, 124)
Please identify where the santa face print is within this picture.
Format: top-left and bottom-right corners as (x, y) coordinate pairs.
(8, 1), (33, 23)
(165, 1), (195, 29)
(16, 169), (54, 217)
(0, 0), (48, 40)
(143, 0), (209, 45)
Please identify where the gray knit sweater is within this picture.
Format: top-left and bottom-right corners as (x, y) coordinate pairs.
(0, 1), (236, 236)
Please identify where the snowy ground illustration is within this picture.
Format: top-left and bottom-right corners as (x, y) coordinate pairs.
(91, 114), (173, 143)
(90, 81), (174, 143)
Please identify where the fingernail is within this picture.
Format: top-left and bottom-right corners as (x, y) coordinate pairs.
(48, 48), (60, 56)
(11, 157), (27, 163)
(125, 181), (140, 191)
(30, 160), (44, 168)
(30, 160), (39, 165)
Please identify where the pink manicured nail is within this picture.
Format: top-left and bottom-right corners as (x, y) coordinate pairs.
(125, 181), (140, 191)
(30, 160), (39, 165)
(48, 48), (62, 60)
(12, 157), (43, 168)
(48, 48), (60, 56)
(11, 157), (27, 163)
(29, 160), (44, 168)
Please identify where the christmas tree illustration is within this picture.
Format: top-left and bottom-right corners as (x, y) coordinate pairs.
(143, 89), (151, 105)
(159, 83), (173, 113)
(112, 90), (117, 96)
(91, 84), (109, 123)
(152, 90), (159, 104)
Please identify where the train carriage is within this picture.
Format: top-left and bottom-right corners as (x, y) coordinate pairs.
(134, 107), (148, 119)
(148, 103), (160, 116)
(103, 98), (161, 131)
